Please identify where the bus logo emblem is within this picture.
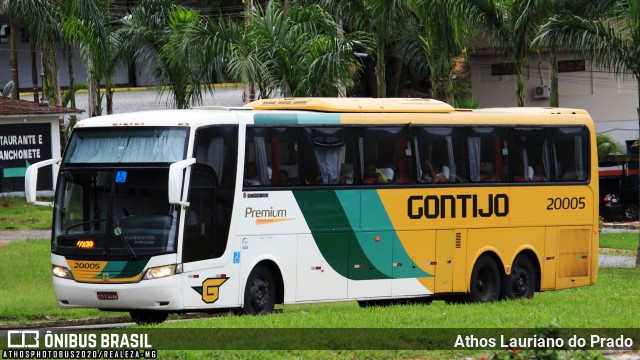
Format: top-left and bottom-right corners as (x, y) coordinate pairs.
(103, 273), (110, 281)
(193, 278), (229, 304)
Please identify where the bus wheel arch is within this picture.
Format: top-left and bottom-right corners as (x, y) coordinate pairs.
(239, 260), (283, 315)
(501, 250), (539, 300)
(468, 252), (503, 303)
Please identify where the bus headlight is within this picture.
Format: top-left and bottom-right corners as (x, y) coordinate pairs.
(143, 264), (182, 280)
(52, 265), (74, 280)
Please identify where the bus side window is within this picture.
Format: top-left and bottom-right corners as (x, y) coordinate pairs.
(302, 127), (355, 185)
(468, 127), (507, 183)
(414, 126), (466, 184)
(510, 128), (549, 182)
(550, 127), (589, 182)
(245, 127), (300, 187)
(357, 127), (414, 185)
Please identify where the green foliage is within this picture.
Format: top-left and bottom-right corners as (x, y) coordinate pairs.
(596, 133), (626, 162)
(178, 1), (374, 99)
(453, 97), (481, 109)
(535, 0), (640, 120)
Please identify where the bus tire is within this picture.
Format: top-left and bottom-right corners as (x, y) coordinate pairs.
(129, 310), (168, 324)
(468, 254), (501, 303)
(502, 254), (536, 300)
(240, 265), (276, 315)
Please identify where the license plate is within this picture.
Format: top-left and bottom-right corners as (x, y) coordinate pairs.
(97, 292), (119, 300)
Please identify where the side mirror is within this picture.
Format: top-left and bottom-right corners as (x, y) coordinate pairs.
(25, 158), (60, 206)
(168, 158), (196, 206)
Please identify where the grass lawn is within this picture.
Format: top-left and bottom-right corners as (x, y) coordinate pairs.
(1, 236), (638, 324)
(600, 231), (639, 252)
(0, 196), (53, 230)
(1, 238), (638, 359)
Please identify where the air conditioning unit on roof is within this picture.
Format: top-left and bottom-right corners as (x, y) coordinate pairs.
(534, 85), (550, 99)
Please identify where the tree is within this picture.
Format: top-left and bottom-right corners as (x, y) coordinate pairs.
(596, 133), (626, 162)
(117, 0), (208, 109)
(298, 0), (410, 97)
(62, 0), (126, 116)
(452, 0), (553, 107)
(406, 0), (472, 104)
(8, 19), (19, 99)
(535, 0), (640, 267)
(172, 1), (372, 100)
(1, 0), (67, 145)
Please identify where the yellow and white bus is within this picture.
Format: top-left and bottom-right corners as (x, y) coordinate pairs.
(26, 98), (599, 323)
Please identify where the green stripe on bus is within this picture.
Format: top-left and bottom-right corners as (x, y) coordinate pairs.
(254, 113), (341, 125)
(338, 190), (430, 279)
(293, 190), (389, 280)
(95, 260), (149, 279)
(295, 189), (430, 280)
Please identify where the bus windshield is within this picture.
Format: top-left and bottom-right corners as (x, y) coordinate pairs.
(53, 168), (179, 259)
(64, 127), (188, 164)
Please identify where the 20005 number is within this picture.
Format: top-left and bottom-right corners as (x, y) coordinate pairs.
(74, 262), (100, 270)
(547, 197), (586, 210)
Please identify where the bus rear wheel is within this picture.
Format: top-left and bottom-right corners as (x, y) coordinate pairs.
(240, 265), (276, 315)
(468, 255), (501, 303)
(502, 254), (536, 300)
(129, 310), (168, 324)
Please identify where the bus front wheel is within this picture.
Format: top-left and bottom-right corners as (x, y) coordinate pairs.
(502, 254), (536, 300)
(240, 265), (276, 315)
(468, 255), (501, 303)
(129, 310), (168, 324)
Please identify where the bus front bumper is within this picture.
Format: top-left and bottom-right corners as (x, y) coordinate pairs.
(52, 275), (184, 311)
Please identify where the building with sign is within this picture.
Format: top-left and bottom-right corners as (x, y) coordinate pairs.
(0, 97), (82, 193)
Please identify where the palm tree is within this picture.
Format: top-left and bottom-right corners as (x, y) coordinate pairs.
(8, 19), (19, 99)
(62, 0), (125, 116)
(1, 0), (67, 145)
(298, 0), (409, 98)
(0, 0), (63, 104)
(452, 0), (553, 107)
(406, 0), (472, 104)
(596, 133), (626, 163)
(536, 0), (640, 118)
(536, 0), (640, 267)
(117, 0), (209, 109)
(173, 1), (372, 100)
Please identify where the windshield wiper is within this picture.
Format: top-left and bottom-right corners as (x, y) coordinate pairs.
(110, 212), (138, 260)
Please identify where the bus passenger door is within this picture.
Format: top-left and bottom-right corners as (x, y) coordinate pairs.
(295, 233), (348, 301)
